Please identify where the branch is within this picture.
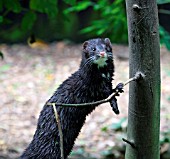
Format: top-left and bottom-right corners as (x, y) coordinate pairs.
(122, 138), (136, 149)
(47, 72), (143, 107)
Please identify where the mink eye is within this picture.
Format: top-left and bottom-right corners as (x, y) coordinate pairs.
(92, 48), (96, 51)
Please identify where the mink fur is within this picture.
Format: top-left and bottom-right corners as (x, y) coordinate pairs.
(20, 38), (119, 159)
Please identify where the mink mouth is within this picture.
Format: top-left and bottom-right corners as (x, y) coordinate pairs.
(93, 55), (108, 68)
(82, 51), (113, 69)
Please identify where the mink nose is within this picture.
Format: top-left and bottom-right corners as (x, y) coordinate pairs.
(100, 51), (105, 57)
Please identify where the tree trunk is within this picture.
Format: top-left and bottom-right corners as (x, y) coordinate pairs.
(125, 0), (161, 159)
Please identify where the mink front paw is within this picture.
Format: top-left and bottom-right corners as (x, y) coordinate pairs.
(113, 83), (124, 95)
(116, 83), (124, 93)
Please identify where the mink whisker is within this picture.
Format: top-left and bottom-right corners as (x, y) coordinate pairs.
(81, 56), (95, 70)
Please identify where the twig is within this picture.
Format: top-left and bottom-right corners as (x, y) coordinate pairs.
(124, 71), (144, 86)
(48, 92), (116, 107)
(48, 72), (143, 107)
(122, 138), (136, 148)
(48, 83), (122, 107)
(52, 103), (64, 159)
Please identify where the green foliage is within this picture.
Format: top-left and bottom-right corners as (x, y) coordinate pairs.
(160, 131), (170, 144)
(21, 11), (37, 31)
(70, 148), (85, 156)
(0, 0), (127, 43)
(0, 0), (2, 11)
(157, 0), (170, 4)
(108, 118), (127, 131)
(0, 64), (11, 72)
(0, 0), (170, 48)
(100, 148), (115, 158)
(159, 26), (170, 50)
(64, 0), (76, 5)
(67, 0), (128, 43)
(64, 1), (93, 13)
(3, 0), (22, 13)
(0, 16), (3, 23)
(30, 0), (58, 18)
(70, 147), (95, 159)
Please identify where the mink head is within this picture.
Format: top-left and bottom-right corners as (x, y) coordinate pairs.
(81, 38), (113, 68)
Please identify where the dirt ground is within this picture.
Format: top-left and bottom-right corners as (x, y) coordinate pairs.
(0, 42), (170, 159)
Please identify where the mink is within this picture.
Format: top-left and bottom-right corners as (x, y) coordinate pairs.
(20, 38), (119, 159)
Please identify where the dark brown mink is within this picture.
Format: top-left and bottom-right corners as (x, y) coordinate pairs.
(20, 38), (119, 159)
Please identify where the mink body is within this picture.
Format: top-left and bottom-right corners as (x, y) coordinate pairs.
(20, 38), (119, 159)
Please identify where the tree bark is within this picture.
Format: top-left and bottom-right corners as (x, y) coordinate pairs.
(125, 0), (161, 159)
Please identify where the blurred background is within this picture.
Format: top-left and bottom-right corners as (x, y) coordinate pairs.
(0, 0), (170, 158)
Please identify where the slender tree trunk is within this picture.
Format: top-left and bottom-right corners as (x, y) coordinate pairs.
(125, 0), (161, 159)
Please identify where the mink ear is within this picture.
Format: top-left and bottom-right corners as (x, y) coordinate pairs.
(104, 38), (112, 47)
(83, 41), (88, 49)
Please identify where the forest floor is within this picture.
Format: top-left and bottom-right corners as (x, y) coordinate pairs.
(0, 42), (170, 159)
